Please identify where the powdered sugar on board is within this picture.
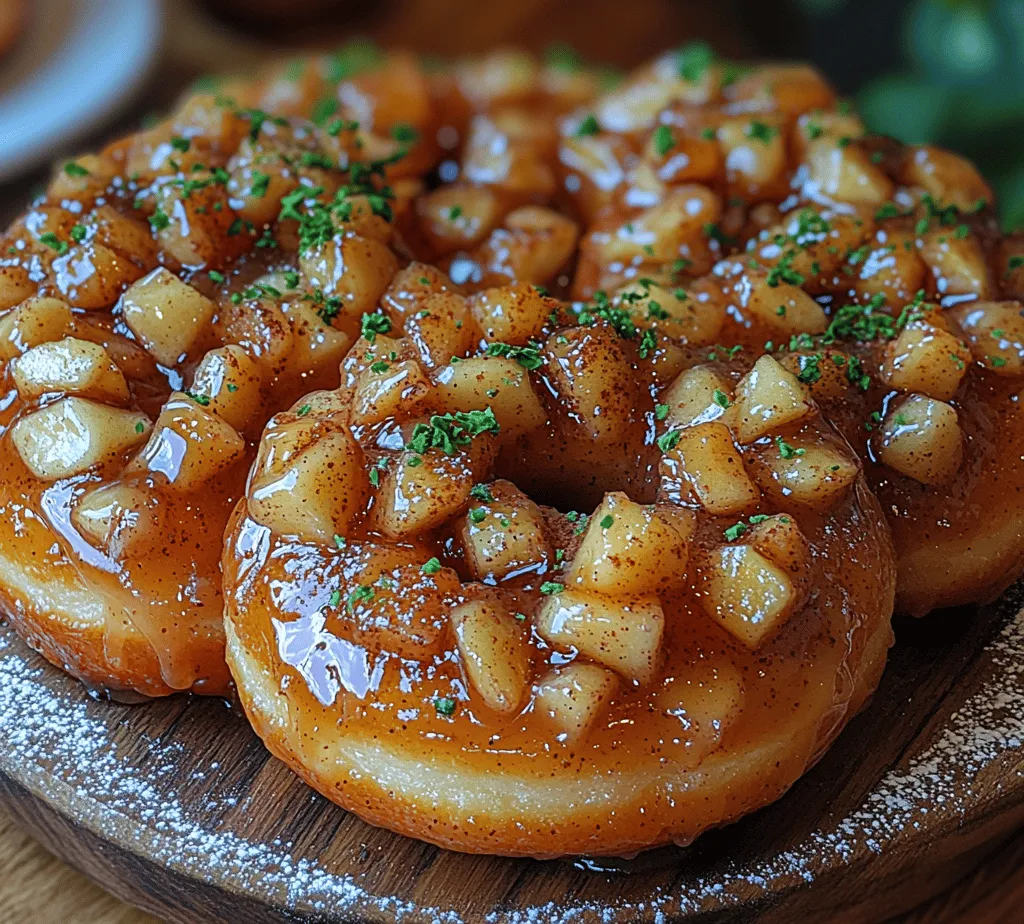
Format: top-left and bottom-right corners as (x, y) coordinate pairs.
(1, 592), (1023, 923)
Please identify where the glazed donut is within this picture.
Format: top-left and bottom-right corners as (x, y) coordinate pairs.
(561, 46), (1024, 615)
(0, 45), (554, 696)
(223, 268), (896, 857)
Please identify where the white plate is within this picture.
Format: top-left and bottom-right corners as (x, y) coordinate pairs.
(0, 0), (160, 181)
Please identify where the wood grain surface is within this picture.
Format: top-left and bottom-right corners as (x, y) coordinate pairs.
(0, 1), (1023, 921)
(3, 587), (1024, 924)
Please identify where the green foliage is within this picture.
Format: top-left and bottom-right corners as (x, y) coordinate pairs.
(806, 0), (1024, 229)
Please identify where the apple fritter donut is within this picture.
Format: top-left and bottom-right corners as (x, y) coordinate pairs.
(223, 273), (896, 857)
(0, 47), (484, 696)
(560, 46), (1024, 614)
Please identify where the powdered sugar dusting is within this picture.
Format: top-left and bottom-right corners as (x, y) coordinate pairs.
(2, 595), (1023, 923)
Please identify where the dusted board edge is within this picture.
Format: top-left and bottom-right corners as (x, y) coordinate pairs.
(1, 587), (1023, 923)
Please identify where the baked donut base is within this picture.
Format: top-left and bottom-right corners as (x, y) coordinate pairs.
(225, 605), (893, 858)
(0, 547), (230, 699)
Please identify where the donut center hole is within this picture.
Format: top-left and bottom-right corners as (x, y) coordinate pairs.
(495, 450), (658, 515)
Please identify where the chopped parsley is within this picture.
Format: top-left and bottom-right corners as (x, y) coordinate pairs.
(766, 250), (805, 288)
(470, 483), (494, 502)
(249, 170), (271, 198)
(776, 436), (805, 459)
(653, 124), (675, 157)
(657, 429), (681, 453)
(406, 409), (500, 455)
(421, 557), (442, 575)
(575, 114), (600, 137)
(38, 232), (67, 255)
(391, 123), (419, 144)
(539, 582), (565, 595)
(600, 514), (614, 529)
(484, 341), (543, 370)
(746, 121), (777, 144)
(347, 585), (375, 612)
(545, 42), (582, 72)
(148, 207), (171, 232)
(361, 311), (392, 342)
(434, 696), (457, 717)
(676, 41), (715, 83)
(63, 161), (90, 178)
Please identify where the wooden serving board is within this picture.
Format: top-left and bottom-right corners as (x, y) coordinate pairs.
(1, 590), (1023, 924)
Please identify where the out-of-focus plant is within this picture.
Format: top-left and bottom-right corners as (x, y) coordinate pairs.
(797, 0), (1024, 229)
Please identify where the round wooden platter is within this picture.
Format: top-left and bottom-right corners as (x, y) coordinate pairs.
(1, 590), (1024, 924)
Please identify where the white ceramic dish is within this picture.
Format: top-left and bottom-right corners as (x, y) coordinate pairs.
(0, 0), (160, 180)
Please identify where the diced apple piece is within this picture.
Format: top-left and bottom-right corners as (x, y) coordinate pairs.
(216, 295), (295, 377)
(127, 392), (245, 492)
(483, 207), (579, 285)
(73, 480), (164, 557)
(147, 169), (237, 268)
(661, 365), (731, 429)
(459, 480), (551, 582)
(747, 513), (812, 582)
(733, 354), (814, 443)
(745, 278), (827, 334)
(568, 493), (693, 596)
(189, 345), (264, 431)
(0, 297), (74, 360)
(535, 589), (664, 684)
(544, 325), (639, 441)
(805, 138), (893, 205)
(657, 663), (744, 760)
(700, 544), (799, 648)
(595, 185), (721, 264)
(416, 185), (501, 254)
(468, 283), (553, 345)
(918, 231), (991, 299)
(881, 322), (970, 400)
(717, 115), (787, 189)
(754, 435), (859, 509)
(0, 264), (36, 310)
(404, 291), (477, 368)
(615, 281), (724, 345)
(11, 338), (129, 403)
(661, 422), (760, 516)
(282, 298), (354, 380)
(120, 268), (215, 367)
(794, 111), (864, 151)
(902, 146), (992, 212)
(248, 413), (367, 543)
(952, 300), (1024, 376)
(433, 356), (547, 439)
(12, 397), (150, 480)
(299, 232), (398, 321)
(452, 600), (531, 714)
(380, 262), (457, 322)
(534, 663), (619, 743)
(374, 442), (489, 539)
(352, 358), (433, 427)
(877, 394), (963, 486)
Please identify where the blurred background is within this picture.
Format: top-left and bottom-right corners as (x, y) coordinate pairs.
(1, 0), (1024, 217)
